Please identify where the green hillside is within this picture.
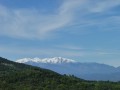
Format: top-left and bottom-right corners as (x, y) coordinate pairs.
(0, 57), (120, 90)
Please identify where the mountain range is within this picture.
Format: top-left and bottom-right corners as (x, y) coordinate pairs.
(16, 57), (120, 81)
(1, 57), (120, 89)
(0, 57), (83, 90)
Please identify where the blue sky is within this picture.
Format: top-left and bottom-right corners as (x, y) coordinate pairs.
(0, 0), (120, 66)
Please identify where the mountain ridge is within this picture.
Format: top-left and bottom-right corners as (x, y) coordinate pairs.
(16, 57), (120, 81)
(16, 57), (77, 64)
(1, 56), (120, 89)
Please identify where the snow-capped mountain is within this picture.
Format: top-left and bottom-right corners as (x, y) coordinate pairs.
(16, 57), (76, 64)
(16, 57), (120, 81)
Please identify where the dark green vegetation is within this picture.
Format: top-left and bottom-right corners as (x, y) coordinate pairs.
(0, 57), (120, 90)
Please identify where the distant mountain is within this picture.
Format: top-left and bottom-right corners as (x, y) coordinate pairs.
(16, 57), (76, 64)
(16, 57), (120, 81)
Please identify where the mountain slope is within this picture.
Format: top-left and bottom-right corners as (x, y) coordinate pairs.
(1, 57), (120, 90)
(0, 57), (84, 90)
(16, 57), (120, 81)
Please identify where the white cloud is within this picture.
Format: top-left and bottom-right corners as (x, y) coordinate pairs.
(0, 0), (85, 39)
(55, 44), (84, 50)
(90, 0), (120, 13)
(0, 5), (66, 39)
(0, 0), (120, 39)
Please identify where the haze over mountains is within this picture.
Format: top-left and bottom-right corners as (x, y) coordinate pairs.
(16, 57), (120, 81)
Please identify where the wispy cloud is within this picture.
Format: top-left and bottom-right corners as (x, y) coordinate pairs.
(1, 43), (120, 67)
(0, 45), (83, 59)
(55, 44), (83, 50)
(1, 43), (120, 59)
(90, 0), (120, 13)
(0, 0), (120, 39)
(0, 0), (85, 39)
(0, 5), (67, 39)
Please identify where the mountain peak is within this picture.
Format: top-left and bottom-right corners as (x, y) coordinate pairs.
(16, 57), (76, 64)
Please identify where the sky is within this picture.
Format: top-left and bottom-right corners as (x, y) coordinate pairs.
(0, 0), (120, 67)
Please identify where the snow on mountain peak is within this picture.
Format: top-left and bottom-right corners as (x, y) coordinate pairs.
(16, 57), (76, 64)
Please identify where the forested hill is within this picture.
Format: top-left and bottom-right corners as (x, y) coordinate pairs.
(0, 57), (120, 90)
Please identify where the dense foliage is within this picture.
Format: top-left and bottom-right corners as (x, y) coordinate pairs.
(0, 57), (120, 90)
